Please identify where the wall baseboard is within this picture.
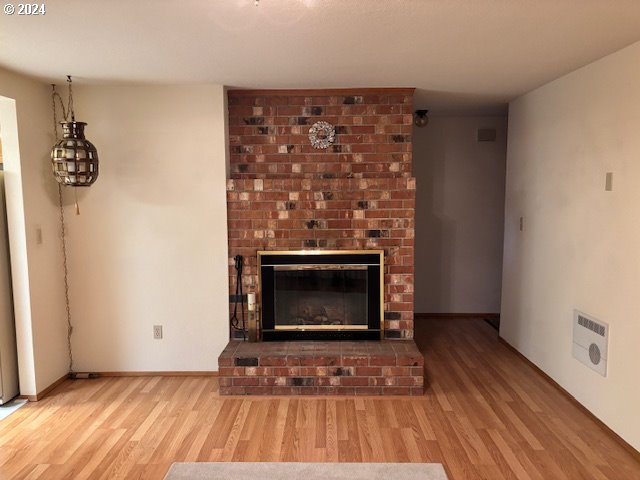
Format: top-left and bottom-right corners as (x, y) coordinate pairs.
(415, 312), (500, 319)
(498, 336), (640, 461)
(17, 371), (218, 402)
(18, 373), (68, 402)
(97, 371), (218, 377)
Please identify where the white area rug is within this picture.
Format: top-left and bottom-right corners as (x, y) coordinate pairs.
(0, 399), (27, 422)
(164, 462), (448, 480)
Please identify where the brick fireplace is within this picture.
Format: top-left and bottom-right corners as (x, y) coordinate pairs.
(218, 88), (423, 395)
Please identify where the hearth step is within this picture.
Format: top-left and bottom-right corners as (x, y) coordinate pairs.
(217, 339), (424, 396)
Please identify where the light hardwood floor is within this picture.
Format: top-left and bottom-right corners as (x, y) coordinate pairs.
(0, 318), (638, 479)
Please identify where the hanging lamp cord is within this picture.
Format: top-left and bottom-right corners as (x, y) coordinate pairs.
(66, 75), (75, 122)
(52, 84), (75, 375)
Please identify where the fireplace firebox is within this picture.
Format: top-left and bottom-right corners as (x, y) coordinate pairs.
(258, 250), (383, 341)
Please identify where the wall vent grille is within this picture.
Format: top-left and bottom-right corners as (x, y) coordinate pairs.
(577, 314), (606, 337)
(572, 310), (608, 377)
(477, 128), (497, 142)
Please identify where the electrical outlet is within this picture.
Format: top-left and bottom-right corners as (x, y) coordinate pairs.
(153, 325), (163, 339)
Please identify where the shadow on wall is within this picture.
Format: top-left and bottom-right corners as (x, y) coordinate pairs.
(413, 124), (456, 312)
(412, 115), (508, 315)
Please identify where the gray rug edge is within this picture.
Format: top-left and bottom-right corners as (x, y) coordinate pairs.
(164, 462), (448, 480)
(0, 398), (28, 422)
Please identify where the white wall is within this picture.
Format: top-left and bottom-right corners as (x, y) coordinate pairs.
(67, 84), (229, 372)
(1, 73), (230, 393)
(414, 116), (507, 314)
(502, 41), (640, 450)
(0, 68), (70, 396)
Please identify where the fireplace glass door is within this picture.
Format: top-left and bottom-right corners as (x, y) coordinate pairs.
(274, 266), (368, 330)
(259, 251), (383, 341)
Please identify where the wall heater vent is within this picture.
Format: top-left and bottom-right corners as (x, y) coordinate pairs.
(577, 314), (606, 336)
(572, 310), (608, 377)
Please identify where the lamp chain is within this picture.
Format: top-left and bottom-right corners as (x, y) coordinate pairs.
(52, 85), (75, 375)
(66, 75), (75, 122)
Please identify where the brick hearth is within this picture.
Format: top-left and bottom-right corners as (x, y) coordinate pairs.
(222, 88), (421, 395)
(218, 340), (424, 395)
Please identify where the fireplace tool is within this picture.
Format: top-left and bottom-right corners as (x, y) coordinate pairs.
(230, 255), (246, 340)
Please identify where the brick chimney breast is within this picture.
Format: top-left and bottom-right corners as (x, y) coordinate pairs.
(226, 88), (416, 340)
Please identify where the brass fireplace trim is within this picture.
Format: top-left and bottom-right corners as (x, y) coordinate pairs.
(274, 264), (369, 271)
(257, 250), (385, 340)
(275, 325), (369, 331)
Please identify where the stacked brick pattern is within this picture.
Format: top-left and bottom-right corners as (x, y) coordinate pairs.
(228, 89), (413, 179)
(226, 88), (417, 340)
(227, 177), (415, 339)
(218, 340), (424, 396)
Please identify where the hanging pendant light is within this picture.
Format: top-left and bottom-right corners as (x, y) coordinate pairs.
(51, 76), (99, 187)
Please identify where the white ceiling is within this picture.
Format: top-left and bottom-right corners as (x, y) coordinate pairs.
(2, 0), (640, 113)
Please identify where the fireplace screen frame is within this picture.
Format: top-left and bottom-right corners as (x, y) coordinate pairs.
(258, 250), (384, 341)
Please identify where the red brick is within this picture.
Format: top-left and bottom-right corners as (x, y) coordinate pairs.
(218, 357), (233, 367)
(382, 367), (411, 376)
(244, 367), (271, 376)
(316, 377), (332, 387)
(272, 387), (297, 395)
(302, 367), (328, 376)
(342, 356), (369, 366)
(260, 356), (287, 367)
(271, 367), (299, 376)
(223, 386), (249, 395)
(355, 367), (382, 376)
(395, 377), (418, 386)
(335, 387), (356, 395)
(369, 355), (397, 366)
(340, 377), (369, 387)
(313, 356), (339, 366)
(298, 386), (317, 395)
(243, 386), (273, 395)
(299, 356), (317, 366)
(369, 377), (386, 386)
(397, 355), (423, 367)
(233, 377), (259, 386)
(287, 97), (312, 106)
(316, 387), (341, 395)
(384, 387), (411, 395)
(286, 356), (303, 366)
(355, 387), (384, 396)
(276, 106), (304, 116)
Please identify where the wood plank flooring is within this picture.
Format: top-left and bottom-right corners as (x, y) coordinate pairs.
(0, 318), (638, 479)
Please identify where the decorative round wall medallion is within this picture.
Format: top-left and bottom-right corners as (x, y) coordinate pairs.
(308, 121), (336, 149)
